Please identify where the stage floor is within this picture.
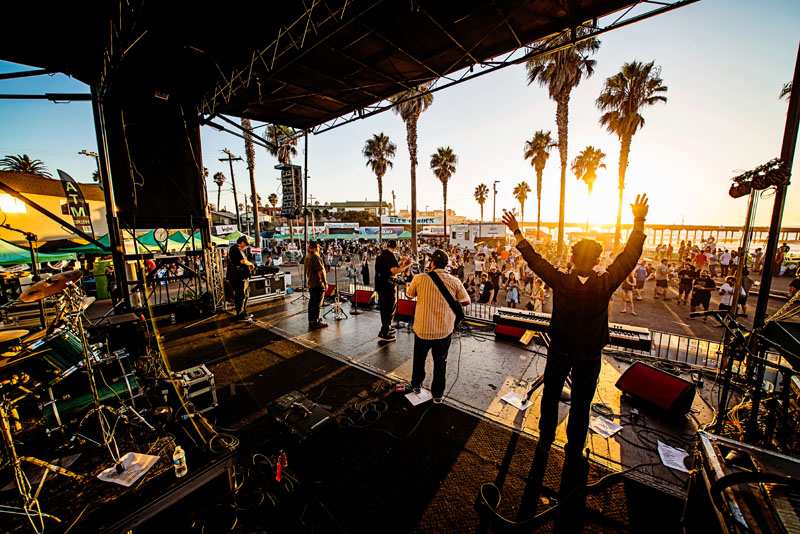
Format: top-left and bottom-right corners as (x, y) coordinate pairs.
(164, 297), (715, 500)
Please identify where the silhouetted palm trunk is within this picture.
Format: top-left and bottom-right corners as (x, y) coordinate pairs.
(536, 171), (543, 238)
(378, 176), (383, 244)
(443, 183), (448, 245)
(479, 204), (483, 244)
(405, 116), (420, 259)
(615, 136), (632, 249)
(556, 94), (570, 256)
(217, 186), (222, 211)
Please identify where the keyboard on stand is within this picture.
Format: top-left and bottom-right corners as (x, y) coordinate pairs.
(493, 308), (652, 352)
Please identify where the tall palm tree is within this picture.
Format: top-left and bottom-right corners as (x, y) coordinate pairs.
(363, 133), (397, 243)
(571, 146), (606, 194)
(597, 60), (667, 247)
(526, 29), (600, 255)
(241, 118), (261, 246)
(212, 172), (226, 210)
(267, 125), (298, 165)
(430, 147), (457, 244)
(513, 182), (532, 227)
(0, 154), (51, 178)
(474, 183), (489, 241)
(523, 130), (556, 236)
(390, 83), (433, 258)
(780, 82), (793, 100)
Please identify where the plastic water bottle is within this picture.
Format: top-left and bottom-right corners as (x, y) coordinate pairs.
(173, 445), (188, 478)
(170, 312), (176, 325)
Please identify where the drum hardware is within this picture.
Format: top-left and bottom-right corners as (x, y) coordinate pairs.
(0, 376), (83, 532)
(323, 258), (348, 321)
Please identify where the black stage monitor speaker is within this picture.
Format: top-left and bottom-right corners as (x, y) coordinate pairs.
(616, 361), (696, 416)
(103, 96), (207, 229)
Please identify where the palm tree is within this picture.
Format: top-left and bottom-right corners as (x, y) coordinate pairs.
(267, 124), (298, 165)
(363, 133), (397, 243)
(571, 146), (607, 194)
(474, 183), (489, 241)
(523, 130), (556, 236)
(390, 83), (433, 258)
(0, 154), (51, 178)
(430, 147), (457, 244)
(780, 82), (793, 100)
(513, 182), (532, 227)
(597, 60), (667, 247)
(212, 172), (226, 210)
(91, 169), (101, 182)
(526, 29), (600, 255)
(241, 118), (261, 246)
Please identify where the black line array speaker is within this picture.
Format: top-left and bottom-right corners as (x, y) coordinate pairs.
(103, 96), (208, 229)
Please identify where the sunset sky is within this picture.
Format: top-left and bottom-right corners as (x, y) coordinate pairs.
(1, 0), (798, 228)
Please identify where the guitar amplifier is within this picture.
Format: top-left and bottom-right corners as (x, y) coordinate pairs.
(396, 299), (416, 321)
(616, 361), (696, 416)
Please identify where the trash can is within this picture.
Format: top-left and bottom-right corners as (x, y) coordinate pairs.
(93, 259), (112, 299)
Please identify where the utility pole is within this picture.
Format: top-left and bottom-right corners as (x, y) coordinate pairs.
(492, 180), (500, 223)
(220, 149), (243, 232)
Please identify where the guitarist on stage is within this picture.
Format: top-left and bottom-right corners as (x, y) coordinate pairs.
(501, 194), (648, 530)
(227, 235), (254, 321)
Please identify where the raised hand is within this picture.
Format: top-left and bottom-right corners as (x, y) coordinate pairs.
(631, 193), (649, 220)
(501, 210), (520, 233)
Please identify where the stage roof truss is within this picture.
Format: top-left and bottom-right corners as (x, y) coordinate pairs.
(199, 0), (698, 135)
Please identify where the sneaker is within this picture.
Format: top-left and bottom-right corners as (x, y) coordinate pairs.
(432, 397), (444, 404)
(378, 333), (396, 342)
(413, 387), (421, 395)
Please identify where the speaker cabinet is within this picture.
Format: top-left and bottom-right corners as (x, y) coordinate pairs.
(616, 361), (696, 416)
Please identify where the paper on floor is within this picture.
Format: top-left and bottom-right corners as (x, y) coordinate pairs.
(657, 440), (689, 473)
(405, 388), (432, 406)
(501, 392), (531, 411)
(97, 452), (160, 487)
(589, 416), (623, 438)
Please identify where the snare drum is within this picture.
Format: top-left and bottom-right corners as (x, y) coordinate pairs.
(24, 326), (101, 377)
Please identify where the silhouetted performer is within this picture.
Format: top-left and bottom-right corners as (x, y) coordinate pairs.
(502, 194), (649, 532)
(227, 236), (254, 320)
(374, 239), (412, 341)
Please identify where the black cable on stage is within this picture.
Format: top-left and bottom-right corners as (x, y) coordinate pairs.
(477, 460), (663, 528)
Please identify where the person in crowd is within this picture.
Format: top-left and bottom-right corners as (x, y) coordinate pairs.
(304, 241), (328, 329)
(634, 262), (648, 301)
(653, 258), (671, 300)
(789, 277), (800, 298)
(489, 266), (502, 304)
(677, 262), (696, 305)
(531, 278), (545, 312)
(620, 271), (637, 315)
(478, 272), (495, 304)
(753, 248), (764, 273)
(720, 249), (731, 277)
(693, 248), (708, 271)
(374, 240), (412, 342)
(690, 269), (716, 321)
(406, 249), (470, 404)
(501, 194), (649, 531)
(505, 271), (520, 308)
(739, 268), (754, 316)
(227, 236), (254, 320)
(718, 276), (736, 312)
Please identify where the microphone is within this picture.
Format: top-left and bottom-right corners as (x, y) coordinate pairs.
(689, 310), (720, 318)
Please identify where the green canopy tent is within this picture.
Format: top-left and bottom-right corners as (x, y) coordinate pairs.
(197, 232), (229, 247)
(0, 239), (75, 266)
(137, 230), (186, 252)
(60, 234), (112, 255)
(398, 231), (412, 239)
(223, 230), (254, 243)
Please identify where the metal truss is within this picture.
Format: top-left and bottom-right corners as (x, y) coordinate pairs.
(97, 0), (148, 95)
(200, 0), (385, 119)
(305, 0), (699, 136)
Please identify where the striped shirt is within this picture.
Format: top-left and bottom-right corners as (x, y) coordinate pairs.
(405, 269), (470, 340)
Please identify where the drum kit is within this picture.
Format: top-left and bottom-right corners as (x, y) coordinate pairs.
(0, 270), (151, 531)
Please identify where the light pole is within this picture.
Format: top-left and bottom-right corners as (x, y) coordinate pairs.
(492, 180), (500, 223)
(78, 149), (100, 181)
(220, 149), (243, 232)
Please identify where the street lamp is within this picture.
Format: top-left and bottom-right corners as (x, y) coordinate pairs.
(79, 149), (100, 181)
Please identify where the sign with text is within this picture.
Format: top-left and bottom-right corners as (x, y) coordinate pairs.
(215, 224), (237, 235)
(279, 165), (303, 218)
(381, 215), (441, 225)
(56, 170), (94, 237)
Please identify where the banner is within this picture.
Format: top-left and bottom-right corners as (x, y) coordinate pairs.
(381, 215), (441, 225)
(56, 170), (94, 237)
(279, 165), (303, 218)
(215, 224), (237, 235)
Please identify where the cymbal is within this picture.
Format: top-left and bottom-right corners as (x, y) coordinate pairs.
(19, 270), (83, 303)
(0, 329), (29, 343)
